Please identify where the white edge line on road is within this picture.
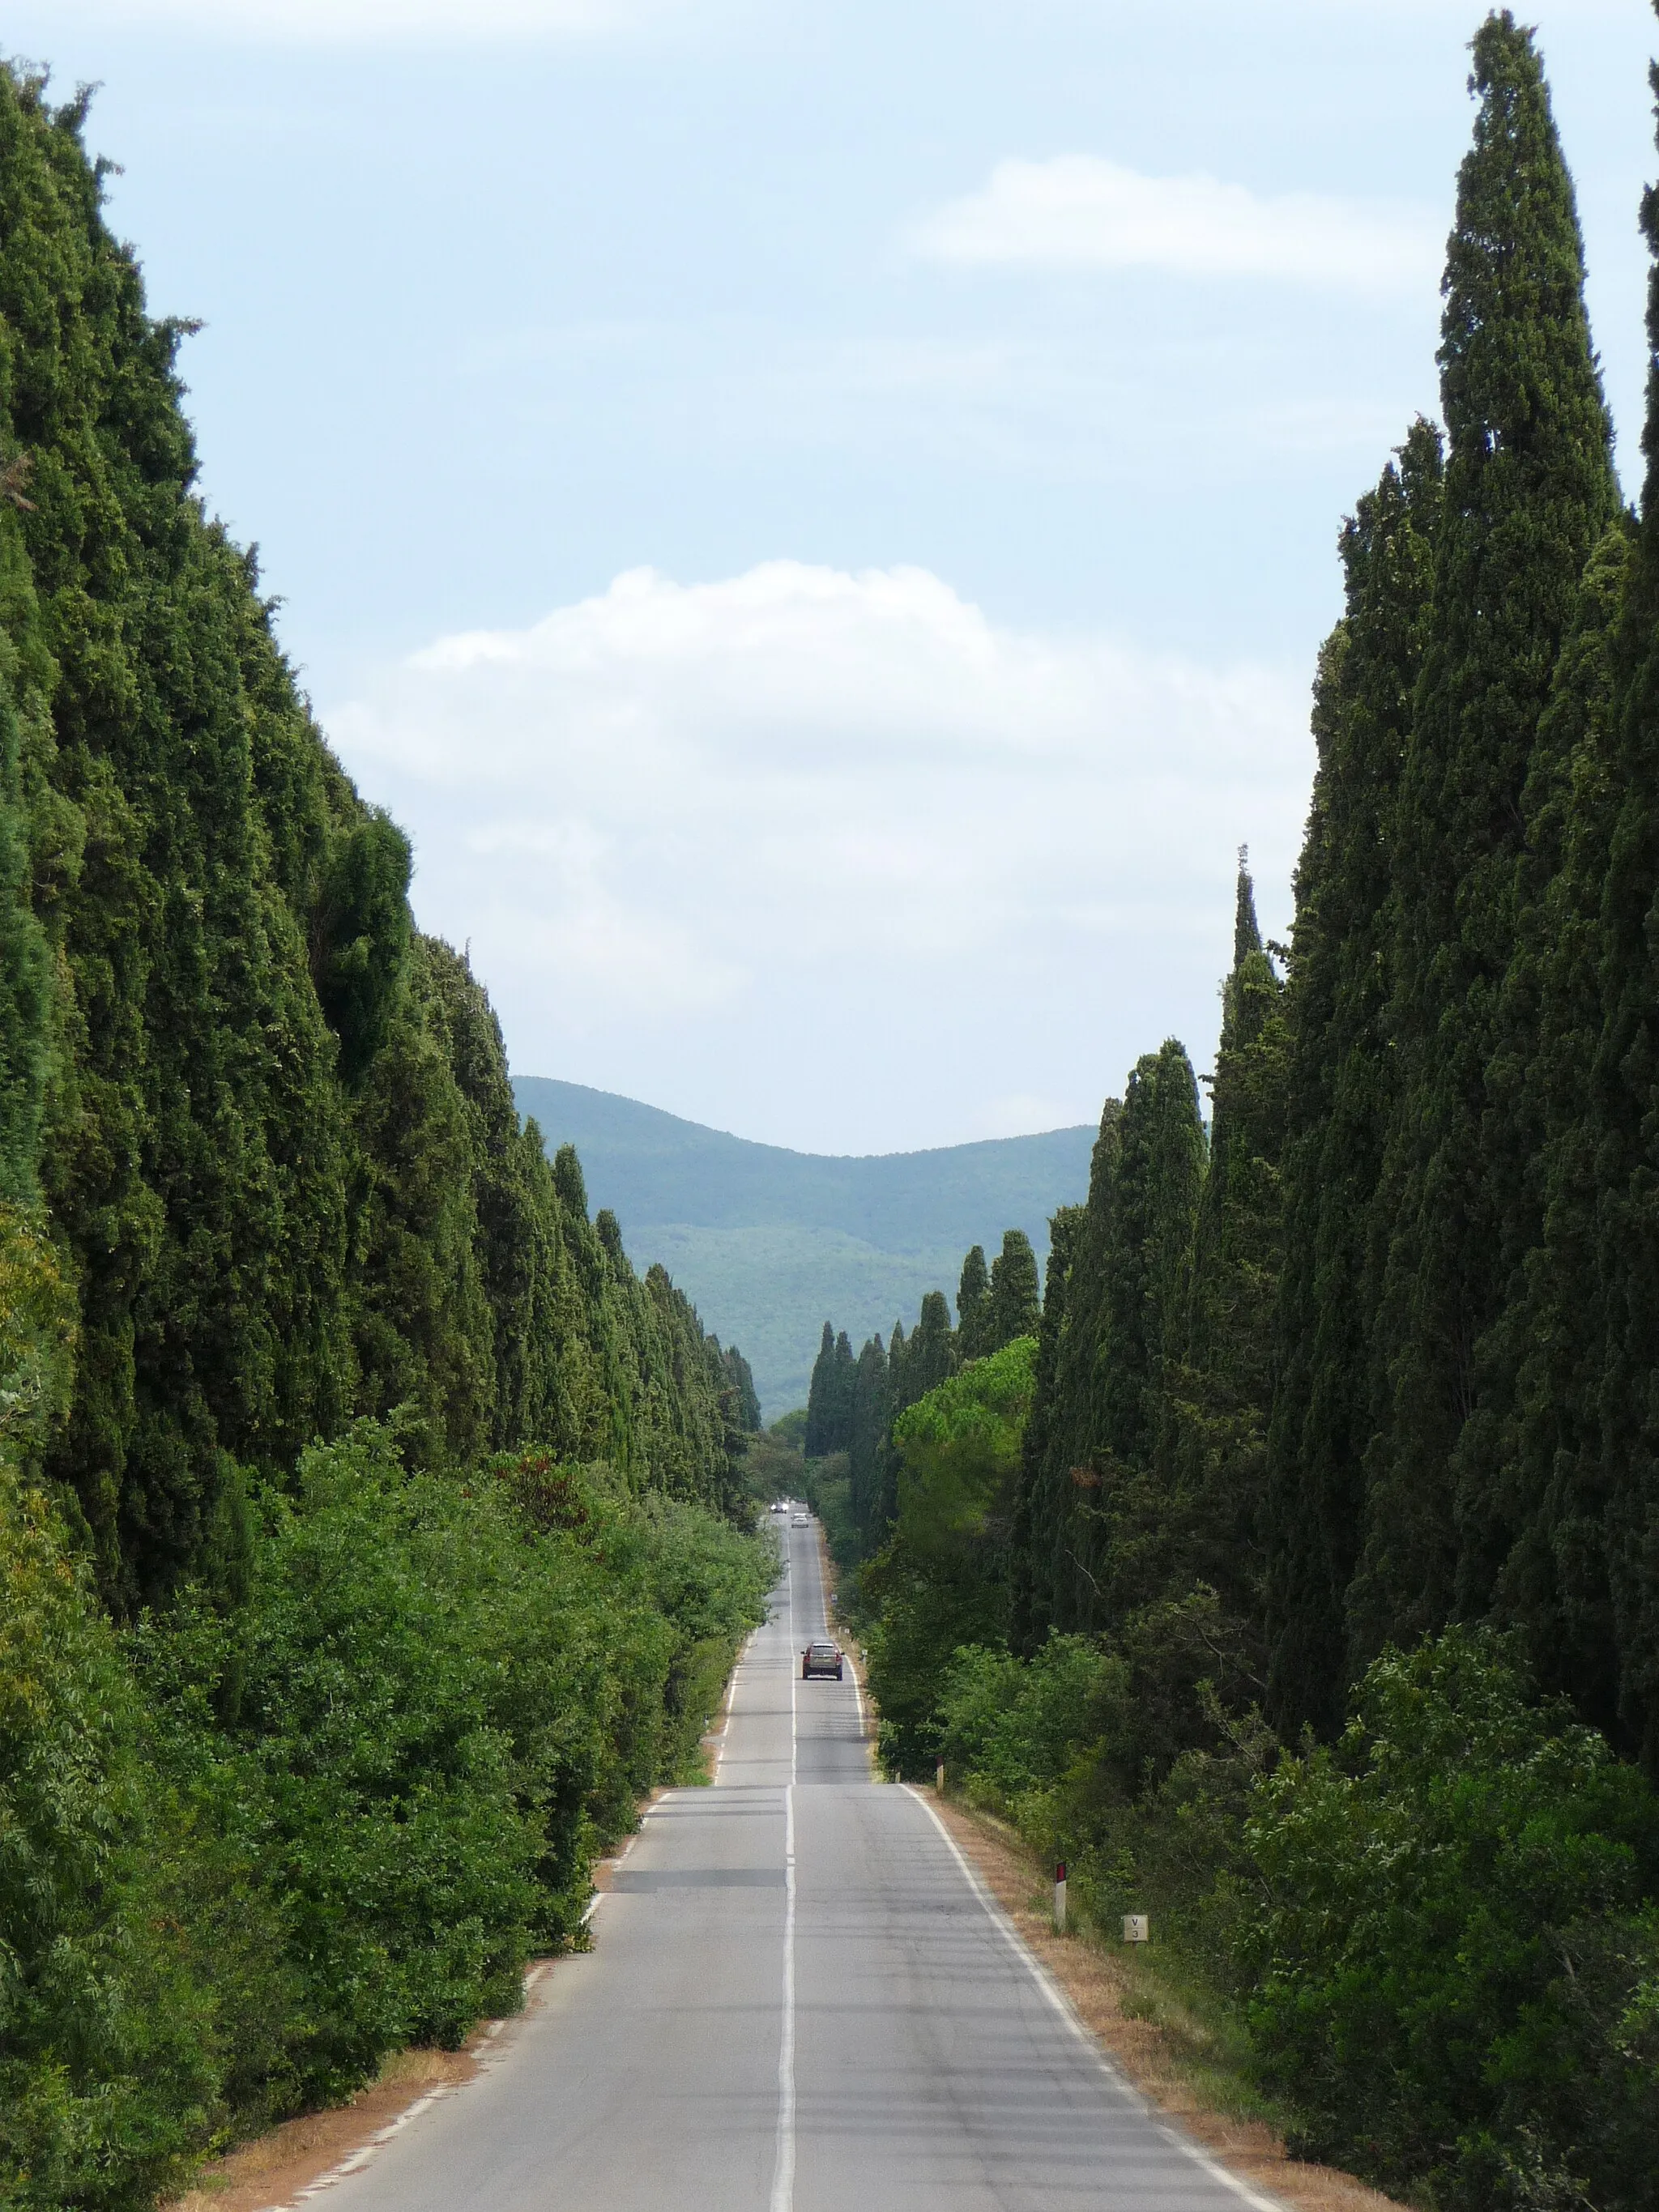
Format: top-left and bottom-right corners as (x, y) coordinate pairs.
(712, 1623), (757, 1784)
(900, 1786), (1290, 2212)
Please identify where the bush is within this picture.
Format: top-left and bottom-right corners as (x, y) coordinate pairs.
(0, 1464), (215, 2212)
(939, 1634), (1126, 1804)
(2, 1418), (770, 2204)
(862, 1338), (1035, 1775)
(1243, 1630), (1659, 2210)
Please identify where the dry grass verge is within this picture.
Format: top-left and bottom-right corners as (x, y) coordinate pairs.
(162, 2043), (484, 2212)
(929, 1792), (1412, 2212)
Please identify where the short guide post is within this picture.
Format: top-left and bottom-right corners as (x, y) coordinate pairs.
(1054, 1861), (1067, 1933)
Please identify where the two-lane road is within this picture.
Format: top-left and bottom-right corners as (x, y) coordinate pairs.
(311, 1515), (1279, 2212)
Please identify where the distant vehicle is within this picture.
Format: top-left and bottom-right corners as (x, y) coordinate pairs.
(770, 1501), (788, 1514)
(791, 1514), (809, 1528)
(802, 1640), (844, 1681)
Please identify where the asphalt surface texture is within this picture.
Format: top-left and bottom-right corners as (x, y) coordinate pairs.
(309, 1513), (1281, 2212)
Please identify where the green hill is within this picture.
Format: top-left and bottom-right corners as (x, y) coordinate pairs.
(512, 1078), (1095, 1417)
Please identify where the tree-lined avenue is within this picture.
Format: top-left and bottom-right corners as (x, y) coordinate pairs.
(310, 1517), (1278, 2212)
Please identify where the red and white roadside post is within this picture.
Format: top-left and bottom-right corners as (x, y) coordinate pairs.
(1053, 1860), (1068, 1933)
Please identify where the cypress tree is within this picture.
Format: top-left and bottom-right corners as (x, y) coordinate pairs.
(804, 1323), (857, 1459)
(875, 1291), (957, 1536)
(956, 1244), (990, 1358)
(1556, 32), (1659, 1770)
(0, 68), (748, 1594)
(985, 1228), (1041, 1353)
(830, 1329), (857, 1451)
(1078, 1040), (1206, 1625)
(1009, 1202), (1083, 1654)
(847, 1332), (889, 1547)
(1096, 1043), (1206, 1480)
(1161, 857), (1288, 1639)
(1265, 424), (1444, 1735)
(1454, 524), (1633, 1737)
(1029, 1099), (1121, 1632)
(721, 1345), (761, 1434)
(804, 1322), (838, 1459)
(1353, 14), (1618, 1668)
(905, 1290), (957, 1401)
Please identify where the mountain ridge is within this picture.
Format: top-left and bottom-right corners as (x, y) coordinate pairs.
(511, 1077), (1096, 1414)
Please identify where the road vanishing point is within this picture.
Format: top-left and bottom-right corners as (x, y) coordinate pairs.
(310, 1517), (1282, 2212)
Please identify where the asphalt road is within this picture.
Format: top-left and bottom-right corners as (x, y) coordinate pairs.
(311, 1515), (1280, 2212)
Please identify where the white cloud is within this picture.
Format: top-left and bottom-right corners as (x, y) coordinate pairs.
(329, 561), (1312, 1151)
(908, 156), (1441, 292)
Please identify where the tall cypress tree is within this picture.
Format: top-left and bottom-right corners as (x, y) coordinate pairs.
(875, 1291), (957, 1538)
(1454, 523), (1633, 1739)
(985, 1228), (1041, 1352)
(847, 1333), (889, 1547)
(1265, 424), (1444, 1736)
(0, 65), (750, 1614)
(1075, 1042), (1206, 1627)
(1160, 857), (1288, 1639)
(1352, 14), (1618, 1668)
(1555, 32), (1659, 1771)
(956, 1244), (990, 1358)
(1029, 1100), (1121, 1632)
(804, 1322), (838, 1459)
(1010, 1203), (1083, 1654)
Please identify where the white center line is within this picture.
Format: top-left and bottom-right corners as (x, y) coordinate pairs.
(770, 1535), (799, 2212)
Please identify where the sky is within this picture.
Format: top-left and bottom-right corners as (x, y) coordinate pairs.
(14, 0), (1659, 1153)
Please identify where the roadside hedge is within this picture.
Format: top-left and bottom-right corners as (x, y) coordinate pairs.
(0, 1424), (770, 2212)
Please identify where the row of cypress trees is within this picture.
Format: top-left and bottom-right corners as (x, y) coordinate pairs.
(821, 8), (1659, 1782)
(804, 1227), (1040, 1554)
(0, 63), (754, 1614)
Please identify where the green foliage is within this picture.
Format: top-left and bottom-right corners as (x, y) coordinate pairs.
(1265, 421), (1444, 1737)
(1246, 1632), (1659, 2210)
(845, 1330), (888, 1551)
(938, 1633), (1125, 1804)
(0, 66), (747, 1618)
(1, 1423), (770, 2202)
(1354, 11), (1618, 1670)
(1021, 1106), (1121, 1636)
(0, 623), (47, 1206)
(1156, 863), (1288, 1648)
(804, 1321), (856, 1459)
(809, 23), (1659, 2208)
(720, 1345), (761, 1433)
(985, 1229), (1041, 1353)
(0, 1464), (214, 2212)
(956, 1244), (990, 1357)
(0, 1208), (75, 1460)
(861, 1336), (1034, 1774)
(310, 809), (412, 1088)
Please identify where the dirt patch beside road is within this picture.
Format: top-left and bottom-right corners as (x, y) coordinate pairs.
(163, 2039), (487, 2212)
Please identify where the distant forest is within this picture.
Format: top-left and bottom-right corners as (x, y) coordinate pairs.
(804, 17), (1659, 2210)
